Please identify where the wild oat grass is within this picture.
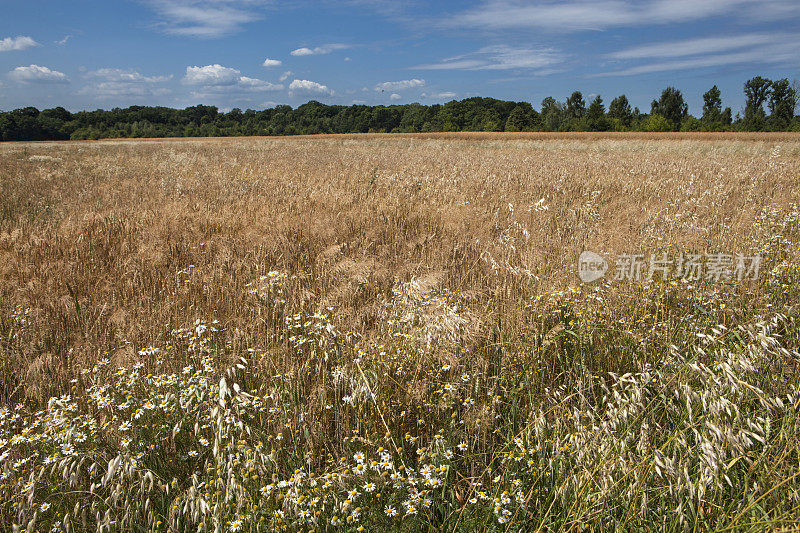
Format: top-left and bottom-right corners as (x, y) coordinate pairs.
(1, 133), (800, 531)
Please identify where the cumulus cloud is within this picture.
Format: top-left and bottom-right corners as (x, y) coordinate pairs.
(278, 70), (293, 82)
(262, 58), (282, 67)
(183, 64), (241, 85)
(0, 36), (39, 52)
(375, 79), (425, 91)
(389, 93), (401, 101)
(9, 64), (69, 83)
(290, 44), (350, 56)
(183, 64), (282, 91)
(416, 45), (563, 71)
(288, 79), (332, 95)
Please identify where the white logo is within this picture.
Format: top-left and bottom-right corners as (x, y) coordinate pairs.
(578, 251), (608, 282)
(577, 251), (761, 283)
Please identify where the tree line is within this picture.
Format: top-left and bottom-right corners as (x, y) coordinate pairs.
(1, 76), (797, 141)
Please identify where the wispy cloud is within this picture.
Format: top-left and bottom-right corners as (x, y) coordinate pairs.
(288, 79), (332, 95)
(278, 70), (293, 82)
(80, 68), (172, 98)
(416, 45), (563, 71)
(375, 79), (425, 91)
(607, 33), (776, 60)
(87, 68), (171, 83)
(55, 35), (71, 46)
(290, 43), (350, 56)
(183, 64), (282, 90)
(9, 65), (69, 83)
(421, 91), (457, 100)
(147, 0), (265, 38)
(78, 68), (172, 98)
(599, 33), (800, 75)
(450, 0), (798, 32)
(0, 36), (39, 52)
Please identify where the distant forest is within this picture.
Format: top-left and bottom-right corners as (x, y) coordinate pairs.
(1, 76), (797, 141)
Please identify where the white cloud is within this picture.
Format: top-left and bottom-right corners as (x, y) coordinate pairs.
(87, 68), (171, 83)
(290, 44), (350, 56)
(416, 45), (562, 71)
(238, 76), (283, 91)
(390, 93), (401, 101)
(0, 36), (39, 52)
(262, 58), (282, 67)
(55, 35), (71, 46)
(183, 64), (282, 91)
(290, 47), (314, 56)
(278, 70), (293, 82)
(289, 79), (332, 95)
(79, 68), (172, 98)
(183, 64), (242, 85)
(450, 0), (798, 32)
(148, 0), (262, 38)
(422, 91), (457, 99)
(375, 79), (425, 91)
(78, 83), (171, 98)
(9, 64), (69, 83)
(598, 34), (800, 76)
(608, 33), (776, 60)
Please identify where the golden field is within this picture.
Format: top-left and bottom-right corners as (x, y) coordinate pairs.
(1, 133), (800, 531)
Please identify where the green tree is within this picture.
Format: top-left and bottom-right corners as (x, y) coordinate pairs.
(768, 78), (796, 130)
(702, 86), (722, 122)
(608, 95), (633, 127)
(650, 87), (688, 130)
(700, 86), (731, 130)
(504, 105), (527, 132)
(585, 96), (609, 131)
(565, 91), (586, 119)
(643, 114), (673, 132)
(540, 97), (564, 131)
(743, 76), (772, 131)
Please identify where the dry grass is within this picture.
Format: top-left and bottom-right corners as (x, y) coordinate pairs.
(1, 133), (800, 531)
(2, 134), (798, 391)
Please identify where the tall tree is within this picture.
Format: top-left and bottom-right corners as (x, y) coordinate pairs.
(585, 96), (609, 131)
(540, 97), (564, 131)
(743, 76), (772, 130)
(768, 78), (796, 130)
(700, 85), (731, 129)
(608, 95), (633, 126)
(650, 86), (688, 130)
(702, 86), (722, 122)
(565, 91), (586, 119)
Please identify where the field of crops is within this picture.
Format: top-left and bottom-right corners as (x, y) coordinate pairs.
(2, 133), (800, 531)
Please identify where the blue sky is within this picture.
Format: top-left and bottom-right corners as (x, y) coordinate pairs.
(1, 0), (799, 115)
